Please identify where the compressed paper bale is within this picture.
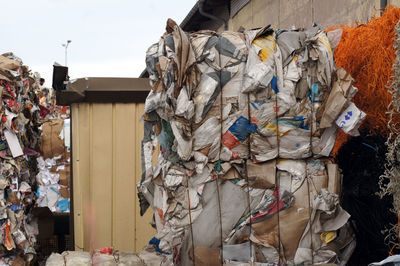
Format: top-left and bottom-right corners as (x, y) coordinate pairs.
(62, 251), (91, 266)
(140, 17), (363, 264)
(92, 252), (117, 266)
(0, 52), (70, 258)
(118, 252), (145, 266)
(45, 253), (64, 266)
(138, 250), (167, 265)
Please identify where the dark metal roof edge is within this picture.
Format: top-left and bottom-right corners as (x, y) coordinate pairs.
(180, 1), (200, 30)
(56, 77), (151, 105)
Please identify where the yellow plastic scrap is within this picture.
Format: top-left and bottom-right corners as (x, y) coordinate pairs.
(253, 35), (276, 62)
(320, 231), (336, 244)
(265, 123), (287, 137)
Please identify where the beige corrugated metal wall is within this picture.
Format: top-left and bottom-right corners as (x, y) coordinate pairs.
(226, 0), (393, 32)
(71, 102), (155, 252)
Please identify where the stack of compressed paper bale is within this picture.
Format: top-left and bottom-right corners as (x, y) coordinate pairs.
(138, 19), (364, 265)
(0, 53), (46, 264)
(36, 118), (70, 213)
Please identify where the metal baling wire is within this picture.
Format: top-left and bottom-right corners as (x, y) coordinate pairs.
(273, 73), (282, 264)
(215, 165), (224, 265)
(246, 94), (254, 263)
(183, 35), (195, 266)
(306, 175), (314, 264)
(186, 173), (196, 265)
(217, 34), (224, 266)
(308, 75), (316, 265)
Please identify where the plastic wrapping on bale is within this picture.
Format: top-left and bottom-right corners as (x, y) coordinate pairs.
(138, 19), (366, 265)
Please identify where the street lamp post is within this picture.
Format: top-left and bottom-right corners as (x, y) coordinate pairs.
(62, 40), (72, 66)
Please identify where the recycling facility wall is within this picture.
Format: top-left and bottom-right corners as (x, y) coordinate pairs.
(224, 0), (400, 32)
(71, 102), (156, 252)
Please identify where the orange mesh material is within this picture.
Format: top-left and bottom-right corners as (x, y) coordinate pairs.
(329, 5), (400, 155)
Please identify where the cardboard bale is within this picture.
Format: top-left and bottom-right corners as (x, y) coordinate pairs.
(138, 19), (360, 265)
(40, 119), (65, 159)
(58, 166), (70, 187)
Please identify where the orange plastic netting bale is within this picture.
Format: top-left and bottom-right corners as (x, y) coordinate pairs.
(329, 5), (400, 155)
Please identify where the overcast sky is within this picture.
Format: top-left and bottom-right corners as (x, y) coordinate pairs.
(2, 0), (197, 87)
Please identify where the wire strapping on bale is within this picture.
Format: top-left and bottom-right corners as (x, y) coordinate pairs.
(217, 39), (224, 265)
(246, 94), (254, 263)
(186, 175), (196, 265)
(273, 80), (282, 263)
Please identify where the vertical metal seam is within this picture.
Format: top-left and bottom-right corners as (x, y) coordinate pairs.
(246, 94), (254, 262)
(186, 174), (195, 265)
(217, 35), (224, 265)
(274, 80), (282, 263)
(89, 104), (93, 250)
(70, 104), (75, 250)
(112, 103), (116, 247)
(133, 104), (138, 251)
(307, 175), (314, 264)
(309, 77), (316, 264)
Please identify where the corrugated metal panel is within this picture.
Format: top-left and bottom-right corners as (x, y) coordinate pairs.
(72, 102), (155, 252)
(230, 0), (251, 18)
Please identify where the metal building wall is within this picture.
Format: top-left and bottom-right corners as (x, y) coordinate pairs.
(227, 0), (390, 32)
(71, 102), (155, 252)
